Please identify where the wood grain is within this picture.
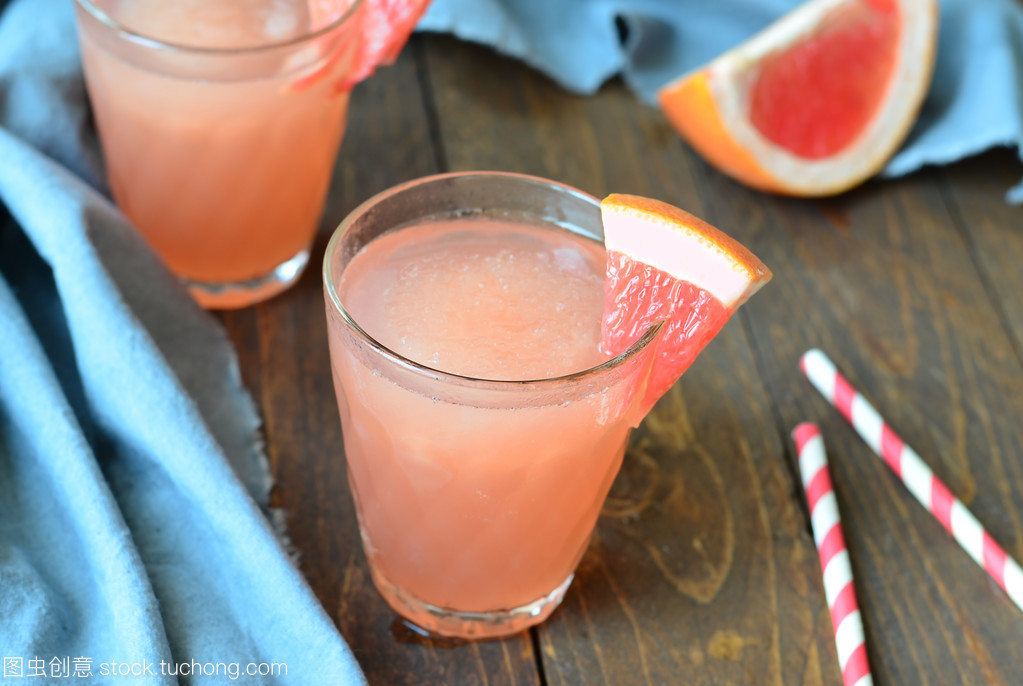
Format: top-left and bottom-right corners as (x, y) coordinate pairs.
(421, 35), (842, 685)
(939, 150), (1023, 360)
(694, 151), (1023, 684)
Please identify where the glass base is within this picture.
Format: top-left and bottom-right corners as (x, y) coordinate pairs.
(370, 566), (574, 639)
(183, 248), (309, 310)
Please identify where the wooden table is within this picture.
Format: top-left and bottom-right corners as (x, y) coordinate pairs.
(220, 36), (1023, 685)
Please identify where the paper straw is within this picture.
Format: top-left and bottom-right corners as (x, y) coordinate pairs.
(793, 423), (873, 686)
(800, 349), (1023, 613)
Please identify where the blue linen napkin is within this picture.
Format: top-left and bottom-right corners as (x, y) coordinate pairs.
(418, 0), (1023, 202)
(0, 0), (366, 683)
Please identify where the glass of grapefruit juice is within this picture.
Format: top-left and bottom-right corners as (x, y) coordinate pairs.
(323, 172), (663, 638)
(74, 0), (363, 308)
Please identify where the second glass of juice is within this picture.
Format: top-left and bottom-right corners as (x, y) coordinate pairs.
(74, 0), (364, 308)
(323, 172), (662, 638)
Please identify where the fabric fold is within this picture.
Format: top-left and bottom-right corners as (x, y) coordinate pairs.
(0, 269), (175, 684)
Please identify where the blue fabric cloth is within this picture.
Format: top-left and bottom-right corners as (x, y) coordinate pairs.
(418, 0), (1023, 201)
(0, 0), (366, 683)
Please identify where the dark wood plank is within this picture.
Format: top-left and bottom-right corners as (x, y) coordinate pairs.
(421, 35), (842, 685)
(693, 149), (1023, 683)
(221, 42), (540, 686)
(939, 150), (1023, 358)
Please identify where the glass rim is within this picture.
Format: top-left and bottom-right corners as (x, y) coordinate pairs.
(322, 170), (664, 392)
(73, 0), (365, 56)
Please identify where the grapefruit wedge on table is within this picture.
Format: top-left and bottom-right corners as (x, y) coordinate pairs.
(600, 194), (772, 418)
(659, 0), (938, 196)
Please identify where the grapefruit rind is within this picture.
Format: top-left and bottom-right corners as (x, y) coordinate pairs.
(658, 0), (938, 196)
(601, 194), (772, 309)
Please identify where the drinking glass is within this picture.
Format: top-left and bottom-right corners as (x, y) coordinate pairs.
(323, 172), (662, 638)
(74, 0), (363, 308)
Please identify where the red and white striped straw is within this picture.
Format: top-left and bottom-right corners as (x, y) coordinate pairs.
(793, 423), (873, 686)
(801, 348), (1023, 613)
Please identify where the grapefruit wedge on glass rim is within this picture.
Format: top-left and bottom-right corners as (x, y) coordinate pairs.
(296, 0), (433, 92)
(600, 194), (772, 419)
(658, 0), (938, 196)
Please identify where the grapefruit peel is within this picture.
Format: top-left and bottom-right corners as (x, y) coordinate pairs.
(658, 0), (938, 196)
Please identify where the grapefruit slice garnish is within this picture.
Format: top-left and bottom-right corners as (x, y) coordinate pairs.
(338, 0), (432, 89)
(658, 0), (938, 196)
(292, 0), (432, 94)
(600, 194), (772, 417)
